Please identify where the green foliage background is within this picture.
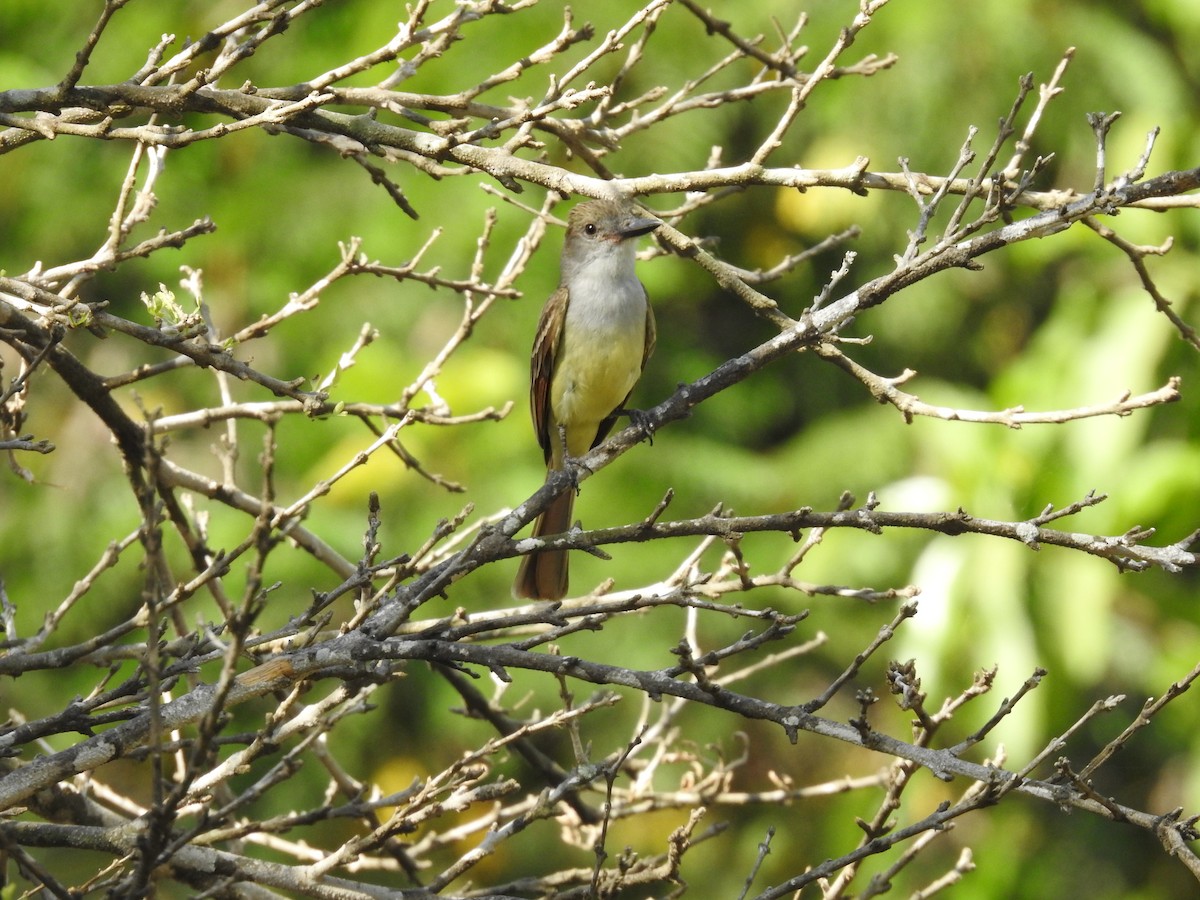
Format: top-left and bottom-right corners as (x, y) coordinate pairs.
(1, 0), (1199, 895)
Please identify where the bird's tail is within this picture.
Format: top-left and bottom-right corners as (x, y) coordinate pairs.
(513, 489), (574, 600)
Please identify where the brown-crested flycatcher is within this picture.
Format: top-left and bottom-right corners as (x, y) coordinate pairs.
(513, 199), (661, 600)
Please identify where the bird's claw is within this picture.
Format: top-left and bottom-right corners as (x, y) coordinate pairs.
(620, 407), (655, 445)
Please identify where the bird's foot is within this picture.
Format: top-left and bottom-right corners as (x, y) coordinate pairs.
(557, 424), (591, 494)
(618, 406), (655, 445)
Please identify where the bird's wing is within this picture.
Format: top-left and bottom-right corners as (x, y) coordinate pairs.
(642, 288), (656, 365)
(530, 285), (568, 464)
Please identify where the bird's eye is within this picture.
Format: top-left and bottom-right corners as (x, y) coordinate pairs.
(584, 223), (597, 235)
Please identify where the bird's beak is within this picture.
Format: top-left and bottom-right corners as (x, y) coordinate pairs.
(620, 214), (661, 239)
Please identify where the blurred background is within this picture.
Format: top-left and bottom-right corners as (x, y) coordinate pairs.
(1, 0), (1198, 895)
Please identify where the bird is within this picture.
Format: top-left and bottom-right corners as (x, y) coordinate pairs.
(513, 198), (661, 600)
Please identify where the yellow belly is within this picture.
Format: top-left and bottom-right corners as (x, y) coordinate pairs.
(550, 328), (644, 457)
